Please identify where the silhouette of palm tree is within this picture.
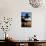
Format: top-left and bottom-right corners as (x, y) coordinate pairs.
(24, 13), (30, 18)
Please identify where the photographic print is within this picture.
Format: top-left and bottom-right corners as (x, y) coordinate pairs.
(21, 12), (32, 27)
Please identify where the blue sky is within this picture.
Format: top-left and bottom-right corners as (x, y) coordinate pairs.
(21, 12), (32, 19)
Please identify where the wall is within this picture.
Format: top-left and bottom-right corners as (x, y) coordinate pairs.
(44, 15), (46, 40)
(0, 0), (46, 40)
